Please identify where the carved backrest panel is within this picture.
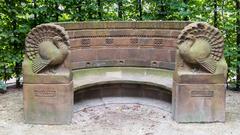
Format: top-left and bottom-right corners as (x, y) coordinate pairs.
(56, 21), (190, 70)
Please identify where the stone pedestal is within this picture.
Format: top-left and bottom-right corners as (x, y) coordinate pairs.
(24, 82), (73, 124)
(172, 72), (226, 123)
(23, 59), (73, 124)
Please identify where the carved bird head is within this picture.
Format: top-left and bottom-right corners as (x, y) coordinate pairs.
(52, 36), (63, 48)
(178, 34), (198, 63)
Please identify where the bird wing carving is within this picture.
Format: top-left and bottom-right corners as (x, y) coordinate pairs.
(25, 24), (69, 73)
(32, 55), (51, 73)
(177, 22), (224, 73)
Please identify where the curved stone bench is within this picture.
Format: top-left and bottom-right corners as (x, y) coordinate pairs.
(73, 67), (173, 91)
(60, 21), (185, 95)
(23, 21), (227, 124)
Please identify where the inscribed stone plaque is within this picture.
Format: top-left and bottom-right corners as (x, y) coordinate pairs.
(191, 91), (214, 97)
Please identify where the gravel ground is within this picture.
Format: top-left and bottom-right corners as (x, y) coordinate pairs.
(0, 88), (240, 135)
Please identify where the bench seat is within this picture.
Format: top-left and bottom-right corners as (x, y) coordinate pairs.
(73, 67), (173, 91)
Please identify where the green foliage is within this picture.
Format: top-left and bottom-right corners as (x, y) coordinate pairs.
(0, 0), (239, 89)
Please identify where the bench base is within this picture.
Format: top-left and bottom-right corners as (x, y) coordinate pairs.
(23, 81), (73, 124)
(172, 82), (225, 123)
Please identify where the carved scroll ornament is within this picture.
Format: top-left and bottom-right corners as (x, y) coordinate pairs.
(25, 24), (69, 74)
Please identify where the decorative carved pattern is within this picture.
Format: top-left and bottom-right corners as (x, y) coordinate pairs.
(105, 38), (113, 45)
(130, 38), (138, 44)
(25, 24), (69, 74)
(154, 39), (163, 48)
(81, 39), (91, 47)
(177, 22), (225, 74)
(71, 35), (172, 38)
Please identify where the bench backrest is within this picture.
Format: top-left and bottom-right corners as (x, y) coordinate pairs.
(56, 21), (190, 70)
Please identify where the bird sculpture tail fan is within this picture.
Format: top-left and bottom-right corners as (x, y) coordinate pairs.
(196, 57), (217, 74)
(32, 55), (51, 73)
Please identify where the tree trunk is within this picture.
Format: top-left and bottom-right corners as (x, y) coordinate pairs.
(97, 0), (102, 20)
(213, 0), (218, 27)
(6, 0), (22, 88)
(55, 2), (59, 22)
(12, 4), (21, 88)
(15, 63), (21, 88)
(76, 1), (83, 21)
(236, 0), (240, 90)
(33, 0), (37, 26)
(118, 0), (123, 20)
(183, 0), (189, 21)
(158, 0), (167, 20)
(137, 0), (142, 20)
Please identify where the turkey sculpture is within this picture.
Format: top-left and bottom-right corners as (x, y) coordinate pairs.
(25, 24), (69, 73)
(177, 22), (225, 74)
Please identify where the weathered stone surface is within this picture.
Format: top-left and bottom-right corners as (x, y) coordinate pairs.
(23, 51), (72, 84)
(23, 24), (72, 84)
(74, 83), (172, 103)
(56, 21), (191, 30)
(173, 22), (227, 123)
(64, 21), (183, 70)
(70, 48), (174, 69)
(67, 29), (181, 39)
(173, 71), (225, 84)
(23, 73), (72, 84)
(23, 24), (73, 124)
(172, 82), (225, 123)
(176, 22), (228, 75)
(24, 81), (73, 124)
(72, 67), (173, 91)
(25, 24), (70, 74)
(23, 21), (226, 125)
